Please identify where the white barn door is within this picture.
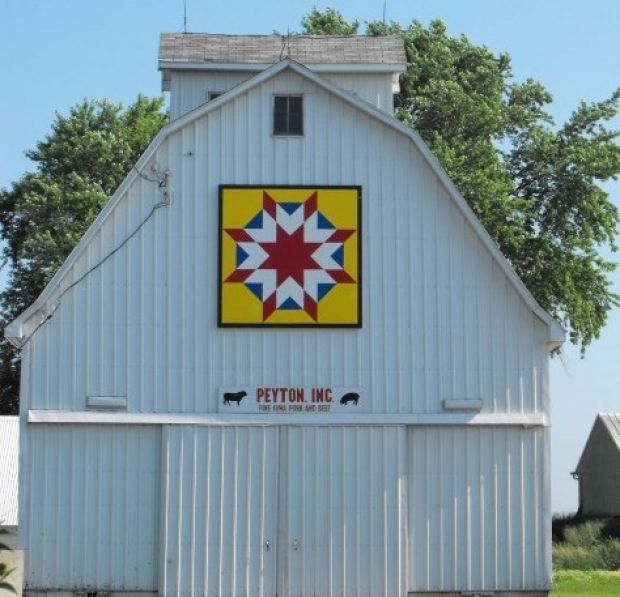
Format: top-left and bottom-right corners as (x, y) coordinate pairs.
(161, 425), (406, 596)
(161, 426), (279, 597)
(277, 426), (408, 597)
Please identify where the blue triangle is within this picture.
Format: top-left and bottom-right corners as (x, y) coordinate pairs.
(246, 211), (263, 229)
(331, 245), (344, 267)
(279, 202), (302, 215)
(245, 283), (263, 300)
(236, 245), (249, 266)
(280, 297), (301, 310)
(317, 283), (335, 300)
(317, 212), (335, 229)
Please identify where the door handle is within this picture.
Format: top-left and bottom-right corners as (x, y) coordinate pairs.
(292, 538), (300, 551)
(264, 539), (271, 552)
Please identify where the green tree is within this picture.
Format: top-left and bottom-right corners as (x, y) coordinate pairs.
(305, 11), (620, 351)
(301, 7), (359, 35)
(0, 96), (167, 414)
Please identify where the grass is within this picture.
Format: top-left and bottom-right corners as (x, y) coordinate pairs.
(550, 517), (620, 595)
(551, 570), (620, 596)
(552, 517), (620, 571)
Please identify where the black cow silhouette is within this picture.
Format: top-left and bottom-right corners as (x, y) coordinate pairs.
(223, 390), (247, 405)
(340, 392), (359, 405)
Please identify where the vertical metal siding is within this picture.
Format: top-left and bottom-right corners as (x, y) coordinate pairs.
(408, 426), (550, 593)
(0, 416), (19, 526)
(162, 426), (280, 597)
(169, 71), (395, 120)
(169, 71), (254, 119)
(22, 425), (161, 591)
(278, 426), (407, 597)
(323, 72), (394, 113)
(25, 69), (550, 418)
(162, 425), (407, 597)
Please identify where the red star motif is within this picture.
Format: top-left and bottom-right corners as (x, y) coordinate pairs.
(259, 225), (321, 286)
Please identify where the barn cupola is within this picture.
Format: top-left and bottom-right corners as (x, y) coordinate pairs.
(159, 33), (407, 120)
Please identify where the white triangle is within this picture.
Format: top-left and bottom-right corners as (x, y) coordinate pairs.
(312, 243), (343, 270)
(236, 242), (269, 269)
(245, 269), (277, 300)
(303, 269), (335, 301)
(276, 204), (304, 234)
(304, 212), (334, 243)
(245, 212), (277, 243)
(276, 277), (304, 308)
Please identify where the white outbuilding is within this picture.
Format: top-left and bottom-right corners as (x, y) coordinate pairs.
(573, 412), (620, 517)
(6, 34), (565, 596)
(0, 416), (18, 530)
(0, 416), (22, 595)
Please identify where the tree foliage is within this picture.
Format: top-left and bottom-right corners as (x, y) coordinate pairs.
(301, 7), (359, 36)
(0, 96), (167, 413)
(304, 10), (620, 351)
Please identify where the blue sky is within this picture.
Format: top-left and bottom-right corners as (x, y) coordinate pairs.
(1, 0), (618, 513)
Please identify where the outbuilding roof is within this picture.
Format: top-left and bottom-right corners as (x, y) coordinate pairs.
(599, 413), (620, 450)
(575, 413), (620, 474)
(159, 33), (407, 66)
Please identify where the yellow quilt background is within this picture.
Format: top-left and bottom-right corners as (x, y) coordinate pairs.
(220, 187), (360, 326)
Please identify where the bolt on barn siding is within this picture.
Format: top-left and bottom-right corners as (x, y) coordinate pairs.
(12, 46), (560, 595)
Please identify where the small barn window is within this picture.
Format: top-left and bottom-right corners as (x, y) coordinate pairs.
(208, 91), (223, 101)
(273, 95), (303, 136)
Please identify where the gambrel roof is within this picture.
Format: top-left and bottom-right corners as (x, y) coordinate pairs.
(5, 58), (564, 347)
(159, 33), (407, 68)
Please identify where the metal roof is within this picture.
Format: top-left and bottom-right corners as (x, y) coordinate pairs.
(599, 412), (620, 450)
(575, 412), (620, 474)
(0, 416), (18, 526)
(159, 33), (406, 66)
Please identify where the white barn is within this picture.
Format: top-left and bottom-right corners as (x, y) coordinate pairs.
(6, 34), (564, 596)
(573, 413), (620, 517)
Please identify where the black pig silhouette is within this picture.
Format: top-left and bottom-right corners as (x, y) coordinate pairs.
(339, 392), (359, 405)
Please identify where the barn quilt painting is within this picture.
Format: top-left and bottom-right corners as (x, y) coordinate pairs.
(219, 186), (361, 326)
